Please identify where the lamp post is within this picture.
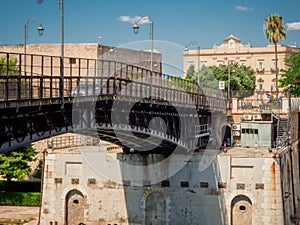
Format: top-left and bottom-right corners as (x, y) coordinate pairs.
(24, 18), (36, 75)
(132, 16), (154, 73)
(38, 0), (64, 106)
(98, 36), (103, 58)
(185, 41), (200, 85)
(227, 62), (235, 108)
(59, 0), (65, 107)
(132, 16), (154, 98)
(24, 19), (44, 75)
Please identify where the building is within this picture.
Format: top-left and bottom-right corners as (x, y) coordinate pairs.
(183, 35), (300, 100)
(38, 128), (300, 224)
(0, 43), (162, 75)
(0, 43), (162, 99)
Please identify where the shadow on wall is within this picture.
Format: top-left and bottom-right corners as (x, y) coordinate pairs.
(118, 152), (227, 225)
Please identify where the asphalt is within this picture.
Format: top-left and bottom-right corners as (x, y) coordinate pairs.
(0, 206), (39, 225)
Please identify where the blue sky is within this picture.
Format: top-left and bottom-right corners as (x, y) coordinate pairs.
(1, 0), (300, 75)
(1, 0), (300, 48)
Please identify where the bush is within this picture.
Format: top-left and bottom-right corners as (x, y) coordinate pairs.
(0, 192), (40, 206)
(0, 180), (40, 192)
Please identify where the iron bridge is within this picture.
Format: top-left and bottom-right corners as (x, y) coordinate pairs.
(0, 52), (226, 153)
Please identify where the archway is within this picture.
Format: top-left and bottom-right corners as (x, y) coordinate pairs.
(231, 195), (252, 225)
(145, 192), (166, 225)
(65, 189), (85, 225)
(222, 125), (232, 146)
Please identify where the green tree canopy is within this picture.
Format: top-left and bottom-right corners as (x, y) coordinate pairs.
(264, 13), (286, 100)
(279, 52), (300, 95)
(185, 63), (256, 98)
(0, 145), (36, 182)
(264, 14), (286, 44)
(0, 56), (18, 77)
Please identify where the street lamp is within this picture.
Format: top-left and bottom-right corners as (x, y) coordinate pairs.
(38, 0), (65, 106)
(98, 36), (103, 57)
(24, 18), (36, 75)
(24, 19), (44, 75)
(227, 62), (235, 106)
(59, 0), (65, 107)
(37, 23), (44, 36)
(131, 16), (154, 97)
(185, 41), (200, 85)
(132, 16), (154, 72)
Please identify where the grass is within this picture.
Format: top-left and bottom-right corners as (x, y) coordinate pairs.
(0, 192), (40, 206)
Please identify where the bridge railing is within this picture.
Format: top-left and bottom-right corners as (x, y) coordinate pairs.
(0, 51), (226, 111)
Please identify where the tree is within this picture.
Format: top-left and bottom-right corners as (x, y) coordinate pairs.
(185, 63), (256, 98)
(0, 145), (36, 189)
(279, 52), (300, 95)
(185, 64), (195, 81)
(264, 14), (286, 100)
(0, 56), (18, 77)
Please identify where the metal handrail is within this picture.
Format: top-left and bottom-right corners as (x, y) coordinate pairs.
(0, 51), (226, 111)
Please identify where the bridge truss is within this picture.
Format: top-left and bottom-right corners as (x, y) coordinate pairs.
(0, 52), (226, 153)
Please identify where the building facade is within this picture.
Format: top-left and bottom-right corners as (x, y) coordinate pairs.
(0, 43), (162, 75)
(39, 132), (300, 225)
(183, 35), (300, 99)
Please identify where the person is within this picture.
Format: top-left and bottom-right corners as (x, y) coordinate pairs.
(78, 223), (85, 225)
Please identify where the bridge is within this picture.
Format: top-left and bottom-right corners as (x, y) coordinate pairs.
(0, 51), (227, 153)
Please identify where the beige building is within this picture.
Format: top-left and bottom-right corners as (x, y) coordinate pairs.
(37, 132), (300, 225)
(0, 43), (162, 77)
(184, 35), (300, 99)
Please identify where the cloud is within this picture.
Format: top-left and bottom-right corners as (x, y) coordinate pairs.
(235, 5), (253, 11)
(286, 22), (300, 31)
(119, 16), (151, 24)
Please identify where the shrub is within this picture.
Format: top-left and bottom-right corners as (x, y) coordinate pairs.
(0, 192), (40, 206)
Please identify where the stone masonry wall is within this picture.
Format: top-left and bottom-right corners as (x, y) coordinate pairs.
(40, 147), (287, 225)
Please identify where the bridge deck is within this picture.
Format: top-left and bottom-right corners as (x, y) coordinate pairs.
(0, 51), (226, 153)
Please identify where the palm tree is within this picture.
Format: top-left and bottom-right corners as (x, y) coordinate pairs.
(264, 14), (286, 101)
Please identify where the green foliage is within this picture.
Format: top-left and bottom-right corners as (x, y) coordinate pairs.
(185, 64), (195, 81)
(264, 14), (286, 44)
(0, 192), (40, 206)
(0, 145), (36, 181)
(185, 63), (256, 98)
(32, 159), (43, 179)
(0, 56), (19, 77)
(279, 52), (300, 95)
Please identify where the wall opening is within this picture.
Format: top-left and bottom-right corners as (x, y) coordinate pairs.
(231, 195), (252, 225)
(65, 189), (84, 225)
(222, 125), (232, 146)
(145, 192), (166, 225)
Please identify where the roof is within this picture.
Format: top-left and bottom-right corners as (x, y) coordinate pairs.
(223, 34), (241, 43)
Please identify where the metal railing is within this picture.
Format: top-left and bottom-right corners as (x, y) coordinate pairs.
(0, 51), (226, 111)
(49, 135), (100, 149)
(237, 99), (281, 110)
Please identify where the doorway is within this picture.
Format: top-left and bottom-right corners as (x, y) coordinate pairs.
(65, 189), (84, 225)
(231, 195), (252, 225)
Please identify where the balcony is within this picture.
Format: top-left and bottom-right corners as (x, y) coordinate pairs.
(271, 67), (278, 73)
(256, 68), (265, 73)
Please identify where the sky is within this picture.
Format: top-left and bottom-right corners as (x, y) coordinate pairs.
(1, 0), (300, 75)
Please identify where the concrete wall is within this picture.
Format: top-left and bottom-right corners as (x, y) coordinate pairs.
(40, 145), (292, 225)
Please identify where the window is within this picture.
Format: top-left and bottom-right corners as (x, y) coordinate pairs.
(180, 181), (189, 187)
(161, 180), (170, 187)
(200, 182), (209, 188)
(258, 61), (264, 69)
(69, 58), (76, 64)
(241, 128), (258, 134)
